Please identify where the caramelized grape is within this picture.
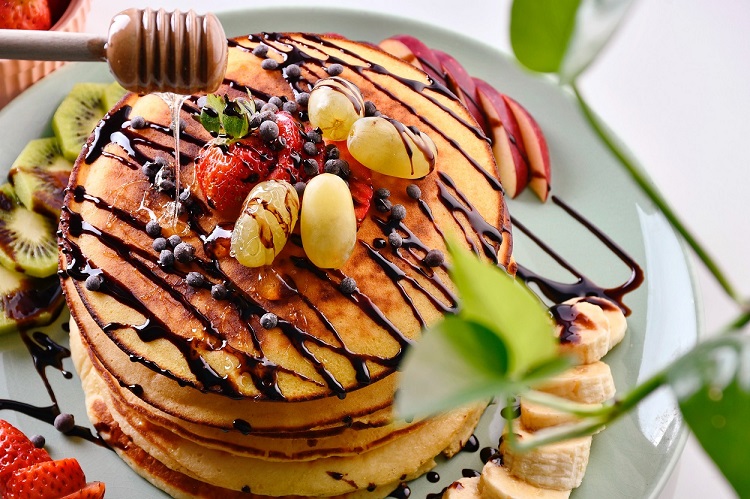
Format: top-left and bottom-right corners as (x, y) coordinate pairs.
(300, 173), (357, 269)
(347, 116), (437, 179)
(308, 77), (365, 141)
(230, 181), (299, 267)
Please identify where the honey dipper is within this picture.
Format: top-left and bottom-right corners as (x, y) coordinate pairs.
(0, 8), (228, 95)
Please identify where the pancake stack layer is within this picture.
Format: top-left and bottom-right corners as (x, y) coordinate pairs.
(60, 33), (512, 498)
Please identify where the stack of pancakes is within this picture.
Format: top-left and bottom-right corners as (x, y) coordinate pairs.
(60, 33), (512, 498)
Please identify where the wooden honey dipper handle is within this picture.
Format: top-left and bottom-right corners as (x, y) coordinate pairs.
(0, 8), (227, 95)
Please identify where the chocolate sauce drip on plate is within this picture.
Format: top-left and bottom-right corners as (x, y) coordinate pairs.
(461, 434), (480, 453)
(388, 482), (411, 499)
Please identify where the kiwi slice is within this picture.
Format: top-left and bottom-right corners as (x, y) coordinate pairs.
(52, 82), (108, 161)
(0, 267), (63, 335)
(9, 137), (73, 217)
(103, 81), (128, 110)
(0, 184), (59, 278)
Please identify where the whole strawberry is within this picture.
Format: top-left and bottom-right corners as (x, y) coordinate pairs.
(0, 420), (51, 491)
(0, 0), (52, 30)
(4, 457), (86, 499)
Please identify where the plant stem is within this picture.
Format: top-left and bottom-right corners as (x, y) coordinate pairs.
(720, 309), (750, 335)
(571, 83), (744, 306)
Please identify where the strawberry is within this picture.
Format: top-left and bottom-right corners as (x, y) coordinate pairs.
(0, 0), (52, 30)
(60, 481), (106, 499)
(4, 457), (86, 498)
(0, 420), (51, 491)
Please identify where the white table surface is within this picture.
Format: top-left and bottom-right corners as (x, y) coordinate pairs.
(83, 1), (748, 497)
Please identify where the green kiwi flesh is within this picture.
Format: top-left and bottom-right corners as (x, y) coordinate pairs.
(9, 137), (73, 217)
(52, 82), (108, 161)
(0, 266), (63, 334)
(103, 81), (128, 111)
(0, 184), (59, 278)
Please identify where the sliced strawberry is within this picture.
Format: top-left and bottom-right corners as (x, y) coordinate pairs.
(4, 457), (86, 499)
(0, 0), (52, 30)
(0, 420), (51, 491)
(60, 481), (106, 499)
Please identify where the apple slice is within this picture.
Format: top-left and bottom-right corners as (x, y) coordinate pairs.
(474, 78), (530, 198)
(378, 35), (445, 84)
(504, 96), (551, 201)
(433, 50), (488, 133)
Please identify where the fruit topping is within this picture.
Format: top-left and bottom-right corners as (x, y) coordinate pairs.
(300, 173), (357, 269)
(308, 77), (365, 141)
(0, 265), (64, 335)
(52, 83), (109, 162)
(0, 184), (58, 278)
(0, 0), (51, 30)
(9, 138), (73, 217)
(230, 180), (300, 268)
(347, 116), (436, 179)
(4, 457), (86, 499)
(0, 420), (51, 490)
(60, 481), (106, 499)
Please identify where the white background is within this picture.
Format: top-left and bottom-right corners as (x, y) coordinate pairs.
(84, 1), (748, 497)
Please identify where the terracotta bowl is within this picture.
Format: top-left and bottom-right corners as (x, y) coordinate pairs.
(0, 0), (92, 109)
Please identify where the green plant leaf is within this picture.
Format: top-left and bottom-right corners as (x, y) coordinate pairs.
(668, 336), (750, 497)
(510, 0), (633, 83)
(510, 0), (581, 74)
(448, 239), (556, 376)
(396, 316), (514, 418)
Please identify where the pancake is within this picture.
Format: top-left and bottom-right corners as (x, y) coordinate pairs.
(59, 32), (512, 496)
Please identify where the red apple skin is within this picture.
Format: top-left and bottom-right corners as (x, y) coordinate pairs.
(503, 96), (551, 202)
(379, 35), (445, 84)
(433, 50), (488, 133)
(474, 78), (530, 198)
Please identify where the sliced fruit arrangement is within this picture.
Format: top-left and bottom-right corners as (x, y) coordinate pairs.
(379, 35), (551, 201)
(438, 298), (626, 497)
(0, 81), (123, 334)
(0, 419), (105, 498)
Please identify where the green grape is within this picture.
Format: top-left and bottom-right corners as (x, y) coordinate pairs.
(300, 173), (357, 269)
(308, 77), (365, 141)
(347, 116), (437, 179)
(230, 181), (299, 267)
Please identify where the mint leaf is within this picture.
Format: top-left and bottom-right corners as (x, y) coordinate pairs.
(396, 316), (514, 418)
(448, 239), (556, 376)
(510, 0), (581, 74)
(668, 336), (750, 497)
(223, 112), (249, 139)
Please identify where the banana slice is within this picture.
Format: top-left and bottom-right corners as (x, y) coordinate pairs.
(583, 296), (627, 349)
(535, 361), (616, 404)
(443, 476), (481, 499)
(553, 299), (610, 364)
(519, 398), (602, 432)
(479, 460), (571, 498)
(500, 427), (591, 491)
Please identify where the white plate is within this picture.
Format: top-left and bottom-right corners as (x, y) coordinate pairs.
(0, 7), (699, 498)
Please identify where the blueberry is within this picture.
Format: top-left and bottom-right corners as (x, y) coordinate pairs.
(168, 235), (182, 248)
(159, 250), (175, 267)
(307, 129), (323, 144)
(259, 121), (280, 142)
(261, 58), (279, 70)
(375, 198), (392, 213)
(339, 277), (357, 294)
(327, 63), (344, 76)
(423, 249), (445, 267)
(283, 101), (299, 114)
(29, 434), (45, 449)
(54, 413), (75, 434)
(284, 64), (301, 79)
(324, 159), (341, 175)
(390, 204), (407, 221)
(375, 188), (391, 199)
(142, 162), (158, 180)
(294, 182), (306, 197)
(388, 232), (403, 248)
(211, 283), (228, 300)
(252, 44), (269, 57)
(303, 141), (318, 156)
(364, 101), (378, 117)
(406, 184), (422, 200)
(304, 158), (319, 177)
(324, 144), (339, 159)
(145, 220), (162, 238)
(259, 111), (277, 123)
(268, 96), (283, 108)
(154, 156), (168, 167)
(158, 179), (176, 192)
(84, 274), (103, 291)
(152, 237), (168, 252)
(186, 272), (205, 287)
(260, 103), (279, 114)
(295, 92), (310, 107)
(174, 242), (195, 263)
(130, 116), (146, 129)
(249, 113), (263, 128)
(260, 312), (278, 329)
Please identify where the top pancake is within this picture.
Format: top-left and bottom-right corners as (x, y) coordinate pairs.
(58, 33), (512, 410)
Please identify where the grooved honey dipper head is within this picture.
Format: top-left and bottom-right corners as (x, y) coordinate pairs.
(106, 8), (228, 95)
